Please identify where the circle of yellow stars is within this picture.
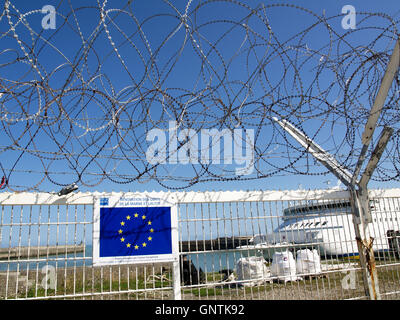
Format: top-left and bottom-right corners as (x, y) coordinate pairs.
(118, 212), (154, 250)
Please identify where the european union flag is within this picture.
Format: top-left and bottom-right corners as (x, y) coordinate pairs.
(99, 207), (172, 257)
(100, 198), (109, 206)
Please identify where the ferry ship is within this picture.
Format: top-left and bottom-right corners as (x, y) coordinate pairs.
(238, 199), (400, 260)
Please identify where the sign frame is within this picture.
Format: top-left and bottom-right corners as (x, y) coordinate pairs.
(92, 194), (179, 266)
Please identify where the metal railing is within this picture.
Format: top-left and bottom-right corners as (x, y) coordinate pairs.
(0, 189), (399, 300)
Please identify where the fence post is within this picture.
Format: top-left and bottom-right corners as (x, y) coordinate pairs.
(272, 120), (392, 300)
(273, 39), (399, 300)
(169, 195), (182, 300)
(348, 127), (393, 299)
(349, 189), (381, 299)
(172, 258), (182, 300)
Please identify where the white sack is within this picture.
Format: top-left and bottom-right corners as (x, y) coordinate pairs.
(296, 249), (322, 276)
(236, 256), (269, 286)
(270, 251), (299, 281)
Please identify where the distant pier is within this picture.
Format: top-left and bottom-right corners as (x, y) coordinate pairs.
(180, 236), (252, 252)
(0, 244), (85, 260)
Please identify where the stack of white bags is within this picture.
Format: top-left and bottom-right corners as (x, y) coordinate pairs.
(236, 248), (322, 284)
(270, 248), (322, 282)
(271, 249), (321, 281)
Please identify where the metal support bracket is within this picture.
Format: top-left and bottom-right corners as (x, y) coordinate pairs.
(351, 188), (372, 224)
(358, 126), (394, 190)
(272, 117), (354, 187)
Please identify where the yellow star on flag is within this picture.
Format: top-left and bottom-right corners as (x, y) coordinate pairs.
(134, 213), (138, 218)
(120, 221), (125, 226)
(150, 228), (154, 233)
(118, 229), (123, 234)
(126, 243), (131, 248)
(148, 236), (152, 241)
(142, 242), (147, 247)
(134, 245), (139, 250)
(148, 221), (152, 225)
(126, 215), (131, 220)
(142, 215), (146, 220)
(120, 237), (125, 242)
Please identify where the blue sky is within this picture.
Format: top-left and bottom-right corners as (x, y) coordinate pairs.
(1, 0), (400, 249)
(1, 0), (400, 194)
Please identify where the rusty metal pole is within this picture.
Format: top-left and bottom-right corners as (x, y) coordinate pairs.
(273, 39), (399, 300)
(348, 38), (400, 299)
(349, 188), (381, 300)
(349, 126), (393, 299)
(272, 120), (393, 300)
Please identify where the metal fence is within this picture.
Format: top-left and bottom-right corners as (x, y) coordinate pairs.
(0, 189), (399, 300)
